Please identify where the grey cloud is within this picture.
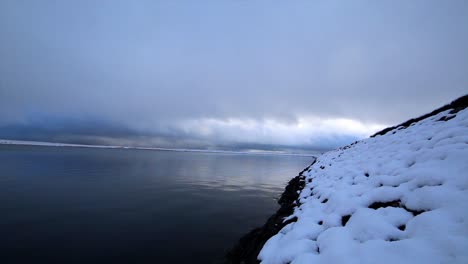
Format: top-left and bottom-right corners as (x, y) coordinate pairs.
(0, 0), (467, 151)
(0, 116), (359, 152)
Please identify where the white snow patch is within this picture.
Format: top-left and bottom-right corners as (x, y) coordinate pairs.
(259, 108), (468, 264)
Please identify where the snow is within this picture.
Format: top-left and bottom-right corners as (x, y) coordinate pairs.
(259, 108), (468, 264)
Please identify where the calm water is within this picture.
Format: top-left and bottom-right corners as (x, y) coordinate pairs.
(0, 145), (314, 264)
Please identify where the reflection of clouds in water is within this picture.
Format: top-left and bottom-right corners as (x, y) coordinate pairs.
(0, 146), (308, 263)
(171, 152), (313, 194)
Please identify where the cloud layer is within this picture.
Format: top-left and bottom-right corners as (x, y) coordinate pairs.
(1, 1), (467, 151)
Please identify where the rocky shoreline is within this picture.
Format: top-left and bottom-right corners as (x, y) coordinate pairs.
(225, 158), (316, 264)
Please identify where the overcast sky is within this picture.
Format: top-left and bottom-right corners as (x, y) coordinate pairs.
(0, 0), (467, 152)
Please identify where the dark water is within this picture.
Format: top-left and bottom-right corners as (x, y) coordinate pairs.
(0, 145), (314, 264)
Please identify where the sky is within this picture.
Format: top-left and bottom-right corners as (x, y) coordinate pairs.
(0, 0), (467, 152)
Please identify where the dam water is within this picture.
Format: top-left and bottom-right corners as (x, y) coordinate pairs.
(0, 145), (314, 263)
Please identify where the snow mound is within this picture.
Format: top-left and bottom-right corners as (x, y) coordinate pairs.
(259, 107), (468, 264)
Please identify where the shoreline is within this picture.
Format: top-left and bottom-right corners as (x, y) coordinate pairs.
(225, 158), (316, 264)
(0, 139), (316, 157)
(226, 95), (468, 264)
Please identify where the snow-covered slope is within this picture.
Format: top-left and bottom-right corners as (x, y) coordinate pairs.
(258, 106), (468, 263)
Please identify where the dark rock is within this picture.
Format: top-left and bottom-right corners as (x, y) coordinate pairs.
(401, 205), (426, 216)
(368, 200), (401, 209)
(283, 216), (298, 226)
(438, 115), (456, 122)
(341, 215), (352, 226)
(368, 199), (426, 216)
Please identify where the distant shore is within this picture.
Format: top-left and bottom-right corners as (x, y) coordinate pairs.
(0, 139), (316, 157)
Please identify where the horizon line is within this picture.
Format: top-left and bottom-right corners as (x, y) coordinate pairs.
(0, 138), (318, 157)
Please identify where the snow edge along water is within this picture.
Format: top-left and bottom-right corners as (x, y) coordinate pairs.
(227, 94), (468, 264)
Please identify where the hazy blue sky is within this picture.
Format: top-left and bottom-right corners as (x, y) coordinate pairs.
(1, 0), (467, 151)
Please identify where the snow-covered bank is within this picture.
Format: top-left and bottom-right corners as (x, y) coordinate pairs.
(228, 95), (468, 264)
(257, 95), (468, 264)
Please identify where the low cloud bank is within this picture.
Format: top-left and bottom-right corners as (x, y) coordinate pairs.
(0, 115), (385, 152)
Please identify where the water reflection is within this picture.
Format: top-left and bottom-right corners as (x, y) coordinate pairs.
(0, 145), (314, 264)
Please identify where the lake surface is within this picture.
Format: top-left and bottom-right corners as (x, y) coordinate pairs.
(0, 145), (314, 264)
